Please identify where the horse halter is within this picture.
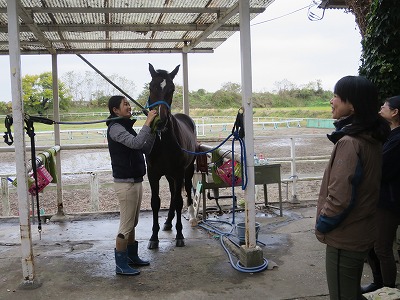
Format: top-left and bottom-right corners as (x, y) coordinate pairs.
(146, 99), (171, 111)
(145, 98), (171, 134)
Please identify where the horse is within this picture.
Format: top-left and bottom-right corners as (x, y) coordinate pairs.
(145, 63), (198, 249)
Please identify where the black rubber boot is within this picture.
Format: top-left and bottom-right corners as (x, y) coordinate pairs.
(360, 282), (383, 294)
(115, 249), (140, 275)
(362, 249), (383, 294)
(127, 241), (150, 266)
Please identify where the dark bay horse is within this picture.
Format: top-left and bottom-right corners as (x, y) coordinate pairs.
(146, 63), (197, 249)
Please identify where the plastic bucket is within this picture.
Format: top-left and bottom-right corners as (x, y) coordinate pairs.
(236, 222), (260, 244)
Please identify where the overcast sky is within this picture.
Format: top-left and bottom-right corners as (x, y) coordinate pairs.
(0, 0), (362, 102)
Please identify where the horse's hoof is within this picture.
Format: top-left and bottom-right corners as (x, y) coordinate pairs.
(189, 218), (198, 227)
(148, 240), (159, 249)
(176, 239), (185, 247)
(163, 223), (173, 231)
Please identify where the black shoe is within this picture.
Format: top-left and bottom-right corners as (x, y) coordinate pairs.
(361, 283), (383, 294)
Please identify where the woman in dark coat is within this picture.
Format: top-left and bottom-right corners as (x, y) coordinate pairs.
(362, 95), (400, 293)
(315, 76), (390, 300)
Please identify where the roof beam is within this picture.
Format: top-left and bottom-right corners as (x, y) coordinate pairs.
(0, 7), (265, 14)
(16, 2), (56, 54)
(0, 24), (240, 33)
(0, 38), (226, 45)
(0, 48), (214, 55)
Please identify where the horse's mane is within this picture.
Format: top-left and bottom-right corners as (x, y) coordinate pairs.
(169, 114), (196, 147)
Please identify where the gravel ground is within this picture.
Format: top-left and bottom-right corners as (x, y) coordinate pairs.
(0, 127), (333, 217)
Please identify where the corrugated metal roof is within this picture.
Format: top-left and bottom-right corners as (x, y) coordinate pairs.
(0, 0), (274, 55)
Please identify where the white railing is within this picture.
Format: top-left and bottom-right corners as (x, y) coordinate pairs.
(7, 118), (304, 145)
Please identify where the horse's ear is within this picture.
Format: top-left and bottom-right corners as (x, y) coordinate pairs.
(169, 65), (180, 80)
(149, 63), (157, 78)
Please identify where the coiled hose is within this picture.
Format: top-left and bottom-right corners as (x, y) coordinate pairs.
(198, 219), (268, 273)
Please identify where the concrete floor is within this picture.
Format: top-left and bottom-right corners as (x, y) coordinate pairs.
(0, 203), (391, 300)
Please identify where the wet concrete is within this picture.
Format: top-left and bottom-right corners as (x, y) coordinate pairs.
(0, 203), (382, 300)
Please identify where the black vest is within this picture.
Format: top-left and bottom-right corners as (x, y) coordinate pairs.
(107, 118), (146, 180)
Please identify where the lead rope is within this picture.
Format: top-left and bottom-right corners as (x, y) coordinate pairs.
(3, 115), (13, 146)
(24, 117), (42, 239)
(230, 108), (246, 224)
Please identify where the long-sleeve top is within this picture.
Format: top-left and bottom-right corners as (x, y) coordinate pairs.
(107, 118), (155, 182)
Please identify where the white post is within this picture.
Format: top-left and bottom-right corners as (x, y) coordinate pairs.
(182, 51), (189, 115)
(8, 0), (39, 287)
(238, 0), (264, 268)
(50, 54), (67, 221)
(1, 177), (10, 216)
(290, 137), (299, 203)
(90, 173), (99, 212)
(239, 0), (256, 248)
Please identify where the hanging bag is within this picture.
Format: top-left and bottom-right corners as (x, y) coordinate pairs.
(215, 159), (242, 186)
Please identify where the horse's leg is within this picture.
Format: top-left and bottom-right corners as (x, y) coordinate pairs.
(163, 176), (175, 231)
(185, 161), (197, 227)
(174, 175), (185, 247)
(148, 174), (161, 250)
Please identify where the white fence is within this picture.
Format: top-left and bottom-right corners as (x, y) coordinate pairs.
(3, 117), (304, 147)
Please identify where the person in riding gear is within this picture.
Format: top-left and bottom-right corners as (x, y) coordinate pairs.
(107, 95), (157, 276)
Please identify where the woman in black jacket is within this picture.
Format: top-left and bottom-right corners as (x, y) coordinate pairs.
(362, 95), (400, 293)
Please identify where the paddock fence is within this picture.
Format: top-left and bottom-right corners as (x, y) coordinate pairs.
(0, 117), (334, 217)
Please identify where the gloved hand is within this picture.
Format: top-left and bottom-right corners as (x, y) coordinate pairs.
(150, 115), (160, 133)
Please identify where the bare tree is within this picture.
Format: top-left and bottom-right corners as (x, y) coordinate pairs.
(61, 71), (136, 102)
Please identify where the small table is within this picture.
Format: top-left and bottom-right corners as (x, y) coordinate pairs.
(198, 164), (282, 219)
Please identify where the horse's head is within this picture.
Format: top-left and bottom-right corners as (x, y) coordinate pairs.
(148, 63), (180, 130)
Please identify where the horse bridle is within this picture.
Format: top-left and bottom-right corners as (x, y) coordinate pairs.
(146, 100), (171, 111)
(146, 99), (171, 133)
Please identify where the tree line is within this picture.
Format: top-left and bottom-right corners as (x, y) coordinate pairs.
(0, 71), (332, 115)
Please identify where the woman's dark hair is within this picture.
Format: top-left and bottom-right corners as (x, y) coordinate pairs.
(334, 75), (379, 124)
(334, 76), (390, 142)
(386, 95), (400, 110)
(108, 95), (125, 116)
